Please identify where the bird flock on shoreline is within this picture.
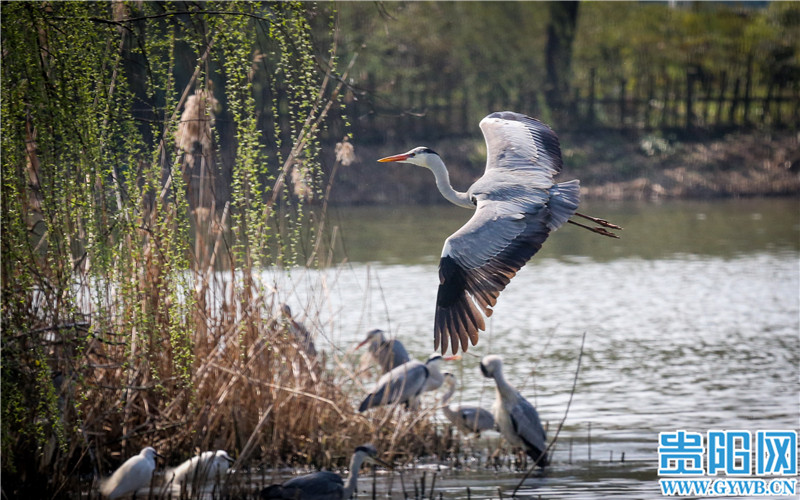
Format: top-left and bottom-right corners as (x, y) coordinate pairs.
(99, 112), (619, 498)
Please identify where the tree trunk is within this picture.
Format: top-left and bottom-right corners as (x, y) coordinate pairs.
(545, 1), (579, 124)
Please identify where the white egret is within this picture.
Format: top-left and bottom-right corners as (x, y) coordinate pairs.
(100, 446), (162, 499)
(168, 449), (234, 489)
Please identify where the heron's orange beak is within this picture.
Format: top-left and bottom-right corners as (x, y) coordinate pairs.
(377, 153), (410, 163)
(355, 338), (370, 350)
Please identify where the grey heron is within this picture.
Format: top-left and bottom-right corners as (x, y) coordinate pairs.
(100, 446), (163, 499)
(355, 329), (410, 374)
(440, 373), (496, 437)
(168, 450), (234, 489)
(358, 353), (457, 412)
(259, 444), (390, 500)
(378, 112), (621, 354)
(281, 303), (317, 357)
(480, 355), (548, 467)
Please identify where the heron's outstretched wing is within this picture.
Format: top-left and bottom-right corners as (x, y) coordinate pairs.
(435, 189), (574, 354)
(358, 361), (427, 411)
(509, 395), (548, 464)
(480, 111), (562, 181)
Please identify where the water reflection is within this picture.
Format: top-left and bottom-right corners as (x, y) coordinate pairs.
(265, 198), (799, 498)
(324, 198), (800, 264)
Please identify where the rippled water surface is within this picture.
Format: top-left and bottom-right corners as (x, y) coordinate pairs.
(259, 198), (798, 499)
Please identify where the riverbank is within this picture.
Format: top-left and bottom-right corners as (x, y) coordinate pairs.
(328, 129), (800, 204)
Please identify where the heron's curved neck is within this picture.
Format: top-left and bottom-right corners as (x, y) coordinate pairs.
(343, 453), (365, 498)
(492, 370), (516, 400)
(427, 157), (473, 209)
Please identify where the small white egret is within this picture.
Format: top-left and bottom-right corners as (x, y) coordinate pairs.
(259, 444), (390, 499)
(100, 446), (162, 499)
(168, 449), (234, 489)
(480, 355), (548, 467)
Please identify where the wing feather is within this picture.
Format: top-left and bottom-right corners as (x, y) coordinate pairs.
(434, 200), (551, 354)
(509, 395), (548, 464)
(358, 361), (427, 411)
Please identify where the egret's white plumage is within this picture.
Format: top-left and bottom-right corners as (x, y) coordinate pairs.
(260, 444), (390, 500)
(480, 355), (548, 467)
(168, 450), (234, 488)
(355, 329), (410, 374)
(100, 446), (161, 499)
(358, 353), (456, 412)
(378, 112), (621, 354)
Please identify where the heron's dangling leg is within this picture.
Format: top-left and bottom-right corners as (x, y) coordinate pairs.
(574, 212), (623, 230)
(568, 219), (621, 238)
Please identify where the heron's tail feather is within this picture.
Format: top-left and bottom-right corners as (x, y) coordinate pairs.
(547, 179), (580, 231)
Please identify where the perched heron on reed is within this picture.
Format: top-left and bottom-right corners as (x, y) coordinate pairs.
(378, 112), (621, 355)
(168, 450), (234, 489)
(100, 447), (162, 499)
(358, 353), (458, 412)
(480, 355), (548, 467)
(260, 444), (390, 500)
(440, 373), (496, 437)
(355, 329), (410, 374)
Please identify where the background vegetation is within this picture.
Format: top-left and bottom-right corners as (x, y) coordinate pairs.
(1, 1), (798, 498)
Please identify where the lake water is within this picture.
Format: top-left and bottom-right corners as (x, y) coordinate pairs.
(260, 198), (799, 499)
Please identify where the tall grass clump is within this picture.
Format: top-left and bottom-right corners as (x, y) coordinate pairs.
(1, 3), (445, 497)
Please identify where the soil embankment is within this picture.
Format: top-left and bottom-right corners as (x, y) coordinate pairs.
(327, 130), (800, 205)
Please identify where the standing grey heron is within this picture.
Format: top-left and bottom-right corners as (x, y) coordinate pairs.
(100, 447), (163, 499)
(259, 444), (390, 500)
(358, 353), (457, 412)
(480, 355), (548, 467)
(168, 450), (234, 489)
(355, 329), (410, 374)
(378, 112), (621, 354)
(281, 303), (317, 357)
(440, 373), (496, 437)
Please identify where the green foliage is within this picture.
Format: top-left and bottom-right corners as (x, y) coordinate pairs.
(1, 1), (343, 495)
(332, 2), (798, 131)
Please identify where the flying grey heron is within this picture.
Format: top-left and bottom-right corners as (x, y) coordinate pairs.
(378, 112), (621, 354)
(355, 329), (410, 374)
(281, 303), (317, 357)
(259, 444), (390, 500)
(100, 447), (163, 499)
(358, 353), (458, 412)
(168, 450), (234, 489)
(440, 373), (496, 437)
(480, 355), (548, 467)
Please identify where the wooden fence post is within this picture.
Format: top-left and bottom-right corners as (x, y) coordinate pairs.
(686, 68), (695, 129)
(587, 67), (596, 126)
(743, 55), (753, 126)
